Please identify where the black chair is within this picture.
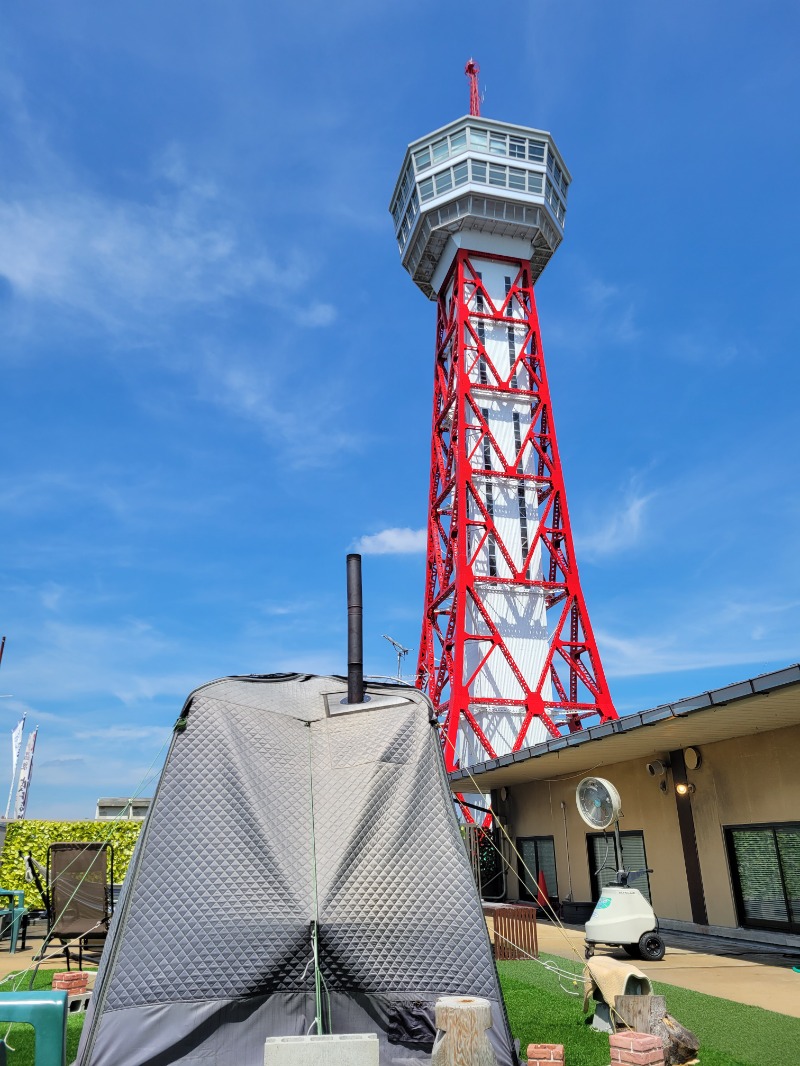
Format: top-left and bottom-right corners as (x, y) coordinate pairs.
(37, 843), (115, 970)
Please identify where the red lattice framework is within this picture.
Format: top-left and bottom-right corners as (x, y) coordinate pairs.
(416, 249), (618, 792)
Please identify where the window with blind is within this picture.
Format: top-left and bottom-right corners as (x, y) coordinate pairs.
(586, 831), (652, 903)
(725, 823), (800, 933)
(516, 836), (558, 903)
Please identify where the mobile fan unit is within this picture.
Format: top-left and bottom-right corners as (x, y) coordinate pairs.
(576, 777), (665, 961)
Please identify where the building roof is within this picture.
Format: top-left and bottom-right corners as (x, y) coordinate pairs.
(449, 662), (800, 791)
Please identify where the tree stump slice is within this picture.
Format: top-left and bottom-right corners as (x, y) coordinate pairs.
(432, 996), (497, 1066)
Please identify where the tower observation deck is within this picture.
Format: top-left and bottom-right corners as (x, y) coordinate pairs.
(391, 106), (619, 789)
(390, 116), (569, 300)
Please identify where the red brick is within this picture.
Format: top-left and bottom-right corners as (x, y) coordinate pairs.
(527, 1045), (564, 1063)
(610, 1032), (662, 1053)
(53, 976), (88, 990)
(616, 1052), (664, 1066)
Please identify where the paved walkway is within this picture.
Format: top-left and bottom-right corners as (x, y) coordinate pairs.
(0, 920), (90, 984)
(531, 920), (800, 1019)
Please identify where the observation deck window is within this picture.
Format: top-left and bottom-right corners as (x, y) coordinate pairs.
(432, 138), (449, 163)
(471, 160), (487, 183)
(545, 179), (566, 223)
(391, 162), (415, 225)
(396, 188), (420, 248)
(509, 136), (526, 159)
(406, 135), (561, 226)
(467, 126), (548, 168)
(508, 167), (526, 191)
(490, 133), (507, 155)
(489, 163), (506, 187)
(546, 154), (569, 197)
(528, 140), (545, 163)
(412, 128), (471, 175)
(414, 146), (432, 171)
(435, 170), (453, 195)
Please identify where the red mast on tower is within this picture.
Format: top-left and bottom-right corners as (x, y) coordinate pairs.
(389, 69), (619, 812)
(465, 59), (481, 117)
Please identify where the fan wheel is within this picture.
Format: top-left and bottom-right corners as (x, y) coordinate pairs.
(638, 932), (665, 961)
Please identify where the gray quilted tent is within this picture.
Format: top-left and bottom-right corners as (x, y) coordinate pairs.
(77, 674), (516, 1066)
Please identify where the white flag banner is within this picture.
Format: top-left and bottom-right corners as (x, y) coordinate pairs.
(5, 714), (26, 819)
(14, 727), (38, 821)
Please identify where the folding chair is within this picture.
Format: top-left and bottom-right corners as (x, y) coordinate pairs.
(45, 843), (115, 970)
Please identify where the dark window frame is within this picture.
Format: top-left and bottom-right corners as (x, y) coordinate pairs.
(586, 830), (652, 903)
(516, 835), (558, 905)
(724, 821), (800, 934)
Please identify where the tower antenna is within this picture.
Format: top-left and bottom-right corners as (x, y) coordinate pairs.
(465, 58), (481, 117)
(382, 634), (410, 680)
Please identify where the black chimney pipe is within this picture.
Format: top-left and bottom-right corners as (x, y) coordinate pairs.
(346, 554), (364, 704)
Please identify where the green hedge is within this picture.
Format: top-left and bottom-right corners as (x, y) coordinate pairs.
(0, 820), (143, 910)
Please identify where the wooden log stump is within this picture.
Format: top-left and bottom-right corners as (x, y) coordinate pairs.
(614, 995), (700, 1066)
(614, 995), (666, 1037)
(432, 996), (498, 1066)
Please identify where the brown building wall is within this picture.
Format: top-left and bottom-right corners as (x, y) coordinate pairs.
(502, 722), (800, 930)
(687, 722), (800, 927)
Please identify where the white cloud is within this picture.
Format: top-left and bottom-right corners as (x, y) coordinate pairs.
(40, 583), (65, 612)
(575, 491), (654, 558)
(545, 264), (641, 354)
(0, 102), (337, 338)
(353, 527), (427, 555)
(73, 725), (171, 743)
(198, 349), (359, 467)
(667, 329), (739, 367)
(598, 596), (800, 679)
(0, 190), (336, 331)
(3, 618), (193, 706)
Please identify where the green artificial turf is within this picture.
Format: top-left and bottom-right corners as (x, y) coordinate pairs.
(0, 969), (88, 1065)
(497, 955), (800, 1066)
(0, 956), (797, 1066)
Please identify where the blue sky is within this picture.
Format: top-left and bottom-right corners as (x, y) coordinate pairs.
(1, 1), (798, 818)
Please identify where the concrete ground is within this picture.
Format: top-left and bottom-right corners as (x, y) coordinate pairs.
(529, 920), (800, 1019)
(0, 918), (96, 984)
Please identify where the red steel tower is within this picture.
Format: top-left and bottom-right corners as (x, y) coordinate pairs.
(389, 82), (619, 781)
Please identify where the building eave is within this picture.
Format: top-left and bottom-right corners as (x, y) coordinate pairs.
(449, 662), (800, 791)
